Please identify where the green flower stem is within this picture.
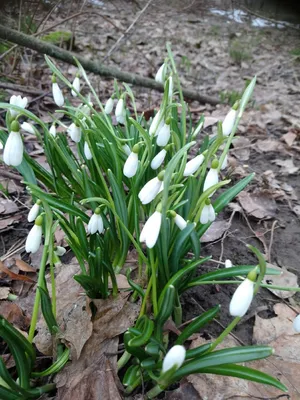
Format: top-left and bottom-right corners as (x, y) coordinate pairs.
(150, 249), (158, 317)
(209, 316), (241, 352)
(117, 350), (131, 370)
(139, 274), (153, 318)
(147, 384), (165, 399)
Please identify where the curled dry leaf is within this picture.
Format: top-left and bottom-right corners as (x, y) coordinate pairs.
(0, 199), (19, 215)
(15, 259), (36, 273)
(238, 190), (277, 219)
(0, 287), (11, 300)
(0, 301), (31, 330)
(272, 158), (299, 175)
(255, 139), (285, 153)
(201, 220), (231, 243)
(0, 261), (35, 283)
(263, 263), (299, 299)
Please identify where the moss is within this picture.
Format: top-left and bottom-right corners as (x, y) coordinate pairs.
(41, 31), (74, 49)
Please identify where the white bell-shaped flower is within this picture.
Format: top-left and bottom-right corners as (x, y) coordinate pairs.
(221, 154), (228, 170)
(155, 63), (166, 84)
(203, 160), (219, 196)
(115, 98), (126, 124)
(123, 150), (138, 178)
(52, 76), (64, 107)
(84, 141), (92, 160)
(293, 315), (300, 333)
(49, 124), (56, 137)
(174, 213), (187, 230)
(27, 200), (41, 222)
(156, 123), (171, 147)
(149, 110), (163, 136)
(225, 259), (232, 268)
(67, 123), (81, 143)
(0, 142), (3, 150)
(222, 108), (237, 137)
(71, 75), (80, 97)
(54, 246), (66, 257)
(21, 122), (35, 134)
(151, 149), (167, 170)
(138, 174), (164, 205)
(88, 208), (104, 234)
(122, 144), (131, 156)
(25, 216), (43, 254)
(229, 278), (255, 317)
(81, 102), (93, 117)
(3, 121), (23, 167)
(183, 154), (205, 177)
(200, 200), (216, 224)
(162, 345), (186, 373)
(104, 97), (114, 114)
(140, 211), (162, 248)
(9, 95), (28, 118)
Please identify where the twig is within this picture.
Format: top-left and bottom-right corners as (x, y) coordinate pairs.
(268, 220), (277, 263)
(0, 81), (44, 95)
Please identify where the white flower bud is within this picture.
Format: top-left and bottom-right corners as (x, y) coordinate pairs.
(222, 108), (237, 137)
(155, 63), (166, 84)
(122, 144), (131, 156)
(67, 123), (81, 143)
(200, 203), (216, 224)
(162, 345), (186, 373)
(229, 278), (254, 317)
(84, 141), (93, 160)
(55, 246), (66, 257)
(138, 176), (163, 205)
(149, 110), (163, 136)
(25, 220), (42, 254)
(123, 151), (138, 178)
(88, 210), (104, 234)
(151, 149), (167, 170)
(140, 211), (162, 248)
(3, 123), (23, 167)
(293, 315), (300, 333)
(203, 165), (219, 195)
(156, 123), (171, 147)
(183, 154), (205, 177)
(225, 259), (232, 268)
(9, 95), (28, 117)
(174, 214), (187, 230)
(104, 98), (114, 114)
(49, 124), (56, 137)
(21, 122), (35, 134)
(27, 202), (40, 222)
(115, 98), (126, 124)
(52, 82), (64, 107)
(71, 76), (80, 97)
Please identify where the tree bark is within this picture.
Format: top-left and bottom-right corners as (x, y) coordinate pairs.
(0, 25), (220, 105)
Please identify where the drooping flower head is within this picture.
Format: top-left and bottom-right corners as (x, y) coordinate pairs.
(52, 75), (64, 107)
(293, 315), (300, 333)
(67, 122), (81, 143)
(149, 110), (163, 136)
(71, 73), (80, 97)
(140, 209), (162, 249)
(21, 121), (35, 134)
(162, 345), (186, 373)
(169, 210), (188, 230)
(222, 103), (238, 137)
(229, 269), (256, 317)
(87, 208), (104, 235)
(3, 120), (23, 167)
(200, 198), (216, 224)
(151, 149), (167, 170)
(155, 63), (166, 84)
(84, 141), (92, 160)
(203, 159), (219, 196)
(156, 123), (171, 147)
(123, 144), (139, 178)
(115, 98), (126, 124)
(104, 97), (114, 114)
(9, 95), (28, 118)
(49, 124), (56, 137)
(25, 215), (43, 254)
(183, 154), (205, 177)
(138, 171), (164, 205)
(28, 199), (42, 222)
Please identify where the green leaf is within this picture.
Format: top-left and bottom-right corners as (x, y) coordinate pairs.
(32, 348), (70, 377)
(185, 343), (212, 359)
(169, 222), (196, 275)
(38, 287), (59, 334)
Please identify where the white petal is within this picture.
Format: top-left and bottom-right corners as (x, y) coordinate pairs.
(162, 345), (186, 373)
(151, 149), (167, 170)
(55, 246), (66, 256)
(229, 278), (254, 317)
(52, 82), (64, 107)
(0, 141), (3, 150)
(222, 109), (237, 137)
(49, 124), (56, 137)
(25, 225), (42, 253)
(149, 110), (163, 136)
(293, 315), (300, 333)
(183, 154), (205, 176)
(140, 211), (162, 248)
(84, 141), (93, 160)
(71, 76), (80, 97)
(115, 99), (125, 124)
(122, 144), (131, 156)
(168, 76), (173, 99)
(28, 203), (40, 222)
(208, 204), (216, 222)
(174, 214), (187, 230)
(97, 215), (104, 234)
(68, 123), (81, 143)
(21, 122), (35, 134)
(104, 98), (114, 114)
(123, 152), (138, 178)
(3, 131), (23, 166)
(225, 259), (232, 268)
(88, 214), (98, 234)
(200, 205), (209, 224)
(156, 124), (171, 147)
(155, 63), (166, 84)
(203, 168), (219, 195)
(138, 177), (162, 205)
(221, 154), (228, 170)
(10, 95), (27, 117)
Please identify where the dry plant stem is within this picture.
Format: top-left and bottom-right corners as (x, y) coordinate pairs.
(0, 25), (219, 105)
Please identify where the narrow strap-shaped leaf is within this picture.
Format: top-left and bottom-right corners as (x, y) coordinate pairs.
(38, 287), (59, 334)
(185, 343), (212, 359)
(169, 223), (196, 275)
(32, 348), (70, 377)
(0, 385), (21, 400)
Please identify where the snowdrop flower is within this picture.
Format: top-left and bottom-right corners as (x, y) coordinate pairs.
(87, 208), (104, 234)
(67, 123), (81, 143)
(71, 74), (80, 97)
(222, 107), (237, 137)
(203, 159), (219, 196)
(123, 146), (139, 178)
(84, 141), (92, 160)
(3, 120), (23, 167)
(21, 122), (35, 134)
(173, 212), (188, 230)
(9, 95), (28, 118)
(293, 315), (300, 333)
(168, 76), (173, 99)
(54, 246), (66, 257)
(157, 123), (171, 147)
(52, 76), (64, 107)
(183, 154), (205, 177)
(140, 210), (162, 248)
(149, 110), (163, 136)
(25, 215), (43, 254)
(49, 124), (56, 137)
(0, 142), (3, 150)
(162, 345), (186, 373)
(27, 200), (41, 222)
(138, 172), (164, 205)
(81, 102), (93, 117)
(151, 149), (167, 170)
(115, 98), (126, 124)
(155, 63), (166, 84)
(229, 271), (256, 317)
(225, 259), (232, 268)
(200, 199), (216, 224)
(122, 144), (131, 156)
(104, 97), (114, 114)
(221, 154), (228, 170)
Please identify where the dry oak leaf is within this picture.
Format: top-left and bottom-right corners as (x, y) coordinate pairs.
(263, 263), (299, 299)
(201, 220), (231, 243)
(238, 190), (277, 219)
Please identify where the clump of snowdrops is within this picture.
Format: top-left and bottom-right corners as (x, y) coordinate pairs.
(0, 45), (297, 398)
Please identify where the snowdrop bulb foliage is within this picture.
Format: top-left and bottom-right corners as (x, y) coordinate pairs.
(25, 216), (43, 254)
(149, 110), (163, 136)
(138, 175), (163, 205)
(225, 259), (233, 268)
(200, 201), (216, 224)
(115, 98), (126, 124)
(3, 121), (23, 167)
(162, 345), (186, 373)
(123, 150), (138, 178)
(229, 278), (254, 317)
(21, 122), (35, 134)
(27, 200), (41, 222)
(151, 149), (167, 170)
(183, 154), (205, 177)
(49, 124), (56, 137)
(203, 160), (219, 196)
(140, 211), (162, 248)
(52, 76), (64, 107)
(104, 97), (114, 114)
(155, 63), (166, 84)
(222, 108), (237, 137)
(174, 213), (187, 230)
(68, 123), (81, 143)
(88, 209), (104, 235)
(156, 123), (171, 147)
(293, 315), (300, 333)
(71, 75), (80, 97)
(84, 141), (92, 160)
(9, 95), (28, 117)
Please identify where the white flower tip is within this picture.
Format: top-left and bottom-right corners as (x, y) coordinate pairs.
(293, 315), (300, 333)
(229, 278), (254, 317)
(225, 259), (232, 268)
(162, 345), (186, 373)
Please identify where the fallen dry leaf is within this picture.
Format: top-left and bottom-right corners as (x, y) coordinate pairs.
(0, 214), (22, 230)
(15, 259), (36, 273)
(263, 263), (299, 299)
(232, 137), (251, 161)
(238, 190), (277, 219)
(201, 220), (231, 243)
(0, 261), (35, 283)
(0, 287), (11, 300)
(0, 301), (31, 330)
(255, 139), (285, 153)
(282, 131), (297, 147)
(0, 199), (19, 215)
(203, 116), (218, 129)
(273, 158), (299, 175)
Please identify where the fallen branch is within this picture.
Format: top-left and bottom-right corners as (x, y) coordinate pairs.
(0, 25), (220, 105)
